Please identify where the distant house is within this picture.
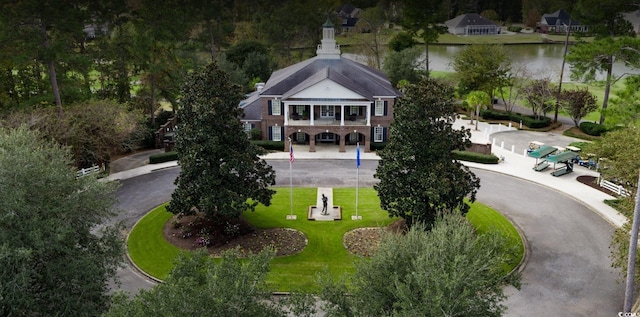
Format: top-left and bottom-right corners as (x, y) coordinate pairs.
(240, 19), (400, 152)
(623, 10), (640, 34)
(537, 9), (587, 33)
(444, 13), (501, 35)
(336, 4), (362, 33)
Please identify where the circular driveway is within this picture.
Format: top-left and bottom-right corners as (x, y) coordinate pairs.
(111, 160), (624, 314)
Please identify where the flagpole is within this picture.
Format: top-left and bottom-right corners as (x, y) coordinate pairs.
(287, 137), (295, 220)
(354, 142), (361, 220)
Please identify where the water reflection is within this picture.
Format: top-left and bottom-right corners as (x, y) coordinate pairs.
(343, 44), (638, 82)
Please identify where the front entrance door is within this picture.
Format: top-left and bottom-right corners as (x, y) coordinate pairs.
(320, 105), (335, 118)
(317, 132), (335, 143)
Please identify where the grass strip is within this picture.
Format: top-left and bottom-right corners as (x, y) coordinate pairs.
(128, 188), (524, 291)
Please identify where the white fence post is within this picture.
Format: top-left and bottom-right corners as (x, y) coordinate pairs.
(500, 141), (504, 149)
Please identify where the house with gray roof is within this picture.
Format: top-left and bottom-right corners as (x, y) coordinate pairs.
(240, 18), (400, 152)
(537, 9), (587, 33)
(445, 13), (501, 35)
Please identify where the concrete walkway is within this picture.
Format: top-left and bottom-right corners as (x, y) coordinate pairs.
(109, 118), (626, 229)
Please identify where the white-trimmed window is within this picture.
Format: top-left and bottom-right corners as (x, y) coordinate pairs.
(373, 126), (384, 142)
(350, 106), (358, 115)
(320, 105), (334, 118)
(243, 122), (252, 135)
(374, 100), (384, 116)
(271, 126), (281, 141)
(272, 99), (281, 115)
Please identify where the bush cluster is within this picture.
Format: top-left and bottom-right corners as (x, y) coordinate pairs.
(149, 151), (178, 164)
(370, 142), (387, 151)
(452, 150), (500, 164)
(579, 122), (608, 136)
(507, 26), (523, 33)
(480, 109), (551, 129)
(251, 140), (284, 151)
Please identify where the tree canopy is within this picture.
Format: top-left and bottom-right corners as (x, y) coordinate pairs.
(104, 249), (288, 317)
(559, 87), (598, 127)
(168, 62), (276, 223)
(605, 75), (640, 127)
(374, 78), (480, 228)
(320, 213), (521, 316)
(452, 44), (511, 103)
(0, 127), (124, 316)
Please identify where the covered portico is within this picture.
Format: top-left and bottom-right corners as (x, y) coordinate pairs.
(286, 125), (370, 153)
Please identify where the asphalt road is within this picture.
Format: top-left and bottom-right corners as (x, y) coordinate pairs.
(110, 160), (624, 315)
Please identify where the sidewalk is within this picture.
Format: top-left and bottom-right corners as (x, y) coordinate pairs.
(108, 118), (627, 228)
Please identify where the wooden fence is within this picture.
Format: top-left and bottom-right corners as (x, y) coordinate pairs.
(76, 165), (102, 178)
(599, 179), (631, 197)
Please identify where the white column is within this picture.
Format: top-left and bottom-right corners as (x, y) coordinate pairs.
(366, 104), (371, 126)
(284, 101), (289, 126)
(340, 105), (345, 126)
(310, 104), (315, 126)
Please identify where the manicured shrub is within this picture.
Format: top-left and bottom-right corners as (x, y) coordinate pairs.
(507, 26), (523, 33)
(453, 150), (499, 164)
(250, 128), (261, 140)
(480, 109), (510, 121)
(149, 151), (178, 164)
(579, 122), (608, 136)
(370, 142), (387, 151)
(520, 115), (551, 129)
(480, 109), (551, 129)
(251, 140), (284, 151)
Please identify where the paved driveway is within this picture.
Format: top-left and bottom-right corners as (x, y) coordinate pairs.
(110, 161), (624, 315)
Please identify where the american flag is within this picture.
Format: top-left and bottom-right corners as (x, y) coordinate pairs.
(289, 143), (294, 163)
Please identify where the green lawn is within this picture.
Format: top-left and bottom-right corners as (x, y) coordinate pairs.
(128, 188), (524, 292)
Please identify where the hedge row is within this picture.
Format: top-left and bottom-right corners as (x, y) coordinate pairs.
(251, 140), (285, 151)
(480, 109), (551, 129)
(149, 151), (178, 164)
(453, 150), (500, 164)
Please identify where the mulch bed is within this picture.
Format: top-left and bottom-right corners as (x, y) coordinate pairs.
(576, 175), (619, 197)
(163, 215), (406, 258)
(163, 214), (307, 257)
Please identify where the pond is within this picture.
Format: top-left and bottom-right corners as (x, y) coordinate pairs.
(343, 43), (639, 82)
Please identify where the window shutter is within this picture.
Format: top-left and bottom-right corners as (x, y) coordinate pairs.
(281, 126), (284, 140)
(268, 126), (273, 140)
(384, 101), (388, 116)
(268, 100), (272, 115)
(371, 103), (374, 115)
(370, 127), (374, 140)
(281, 103), (284, 115)
(251, 123), (255, 129)
(383, 127), (387, 141)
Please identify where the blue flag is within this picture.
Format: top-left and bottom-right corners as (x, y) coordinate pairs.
(356, 143), (360, 168)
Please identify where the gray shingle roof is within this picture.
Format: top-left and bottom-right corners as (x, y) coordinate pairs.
(261, 56), (399, 98)
(445, 13), (498, 28)
(239, 91), (262, 121)
(541, 9), (580, 26)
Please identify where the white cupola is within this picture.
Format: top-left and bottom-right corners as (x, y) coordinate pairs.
(316, 17), (341, 59)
